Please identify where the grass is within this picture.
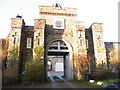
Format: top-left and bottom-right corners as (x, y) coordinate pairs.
(101, 79), (119, 85)
(71, 79), (120, 88)
(71, 80), (102, 87)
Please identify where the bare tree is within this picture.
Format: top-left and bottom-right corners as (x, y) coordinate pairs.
(109, 48), (120, 72)
(0, 39), (9, 69)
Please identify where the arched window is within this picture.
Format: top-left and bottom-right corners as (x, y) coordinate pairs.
(49, 41), (68, 50)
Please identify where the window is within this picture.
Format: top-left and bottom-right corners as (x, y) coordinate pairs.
(38, 33), (40, 37)
(98, 35), (102, 47)
(79, 33), (82, 38)
(49, 41), (68, 50)
(13, 37), (16, 44)
(15, 32), (17, 36)
(38, 38), (40, 45)
(27, 38), (32, 48)
(12, 32), (17, 44)
(37, 33), (40, 45)
(79, 33), (83, 46)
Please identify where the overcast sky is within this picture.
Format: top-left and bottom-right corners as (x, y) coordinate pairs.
(0, 0), (119, 42)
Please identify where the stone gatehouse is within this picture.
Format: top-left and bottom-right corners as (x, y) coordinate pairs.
(7, 3), (108, 80)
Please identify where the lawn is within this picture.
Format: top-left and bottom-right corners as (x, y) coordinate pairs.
(71, 79), (120, 88)
(101, 79), (119, 85)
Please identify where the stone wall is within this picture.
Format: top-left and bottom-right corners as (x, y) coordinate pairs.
(22, 26), (34, 62)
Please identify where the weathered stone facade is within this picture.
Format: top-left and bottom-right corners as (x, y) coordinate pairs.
(6, 3), (119, 80)
(105, 42), (120, 69)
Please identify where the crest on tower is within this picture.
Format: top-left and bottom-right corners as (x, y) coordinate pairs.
(16, 14), (22, 18)
(53, 0), (62, 9)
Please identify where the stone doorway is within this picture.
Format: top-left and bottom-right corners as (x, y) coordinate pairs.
(47, 40), (72, 80)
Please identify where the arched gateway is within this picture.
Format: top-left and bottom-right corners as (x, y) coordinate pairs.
(46, 40), (73, 80)
(36, 3), (92, 81)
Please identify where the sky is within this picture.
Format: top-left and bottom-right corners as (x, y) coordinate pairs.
(0, 0), (119, 42)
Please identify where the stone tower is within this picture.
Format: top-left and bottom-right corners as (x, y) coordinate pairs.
(90, 23), (107, 68)
(7, 15), (25, 61)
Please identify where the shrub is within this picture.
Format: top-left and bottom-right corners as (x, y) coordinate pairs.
(2, 67), (19, 85)
(7, 45), (19, 68)
(9, 45), (19, 61)
(6, 59), (19, 68)
(34, 45), (44, 61)
(22, 60), (45, 84)
(90, 68), (119, 81)
(91, 69), (108, 80)
(2, 45), (19, 86)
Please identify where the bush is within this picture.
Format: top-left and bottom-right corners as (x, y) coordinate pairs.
(91, 68), (108, 80)
(94, 69), (108, 80)
(90, 68), (119, 81)
(2, 58), (19, 86)
(34, 45), (44, 61)
(22, 60), (45, 84)
(7, 59), (19, 68)
(2, 67), (19, 85)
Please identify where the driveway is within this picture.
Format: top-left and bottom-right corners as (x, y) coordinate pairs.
(46, 71), (100, 88)
(37, 81), (101, 88)
(3, 80), (101, 89)
(3, 71), (102, 89)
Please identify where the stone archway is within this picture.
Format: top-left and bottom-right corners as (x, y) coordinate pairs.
(46, 40), (73, 80)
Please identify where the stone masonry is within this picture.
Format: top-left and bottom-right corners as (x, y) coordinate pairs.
(6, 3), (119, 80)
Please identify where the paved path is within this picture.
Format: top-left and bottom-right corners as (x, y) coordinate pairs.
(3, 81), (101, 89)
(37, 81), (100, 88)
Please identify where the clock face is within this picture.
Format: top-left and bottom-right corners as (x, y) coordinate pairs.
(53, 18), (65, 29)
(55, 20), (62, 27)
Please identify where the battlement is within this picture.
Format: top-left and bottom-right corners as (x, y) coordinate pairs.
(75, 21), (85, 30)
(89, 22), (103, 31)
(11, 18), (25, 28)
(34, 19), (46, 29)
